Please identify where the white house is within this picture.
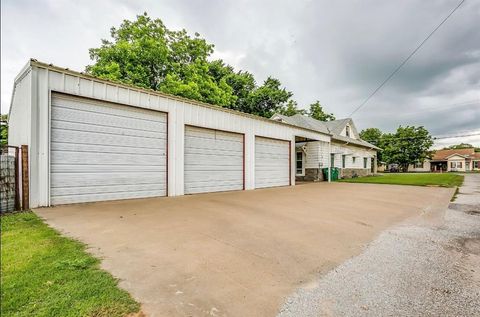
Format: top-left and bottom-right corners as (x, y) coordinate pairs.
(8, 59), (377, 208)
(271, 114), (380, 181)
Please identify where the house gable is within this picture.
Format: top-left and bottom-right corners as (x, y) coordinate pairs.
(447, 154), (466, 161)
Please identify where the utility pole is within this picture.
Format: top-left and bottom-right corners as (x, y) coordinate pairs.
(328, 142), (331, 183)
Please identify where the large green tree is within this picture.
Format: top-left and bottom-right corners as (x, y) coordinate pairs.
(307, 101), (335, 121)
(359, 127), (384, 163)
(87, 13), (296, 118)
(381, 126), (434, 172)
(87, 13), (236, 107)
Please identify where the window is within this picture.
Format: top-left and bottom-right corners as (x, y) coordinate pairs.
(363, 157), (368, 168)
(330, 153), (335, 167)
(342, 155), (346, 168)
(352, 157), (356, 164)
(451, 161), (463, 169)
(345, 125), (350, 137)
(296, 151), (304, 176)
(474, 161), (479, 169)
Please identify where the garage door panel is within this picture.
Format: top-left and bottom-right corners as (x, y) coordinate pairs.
(52, 96), (166, 123)
(255, 137), (290, 188)
(51, 151), (166, 166)
(52, 106), (166, 133)
(184, 144), (243, 156)
(51, 93), (167, 205)
(51, 119), (165, 139)
(185, 126), (241, 141)
(51, 128), (165, 149)
(51, 172), (166, 188)
(184, 164), (243, 171)
(51, 142), (165, 156)
(185, 170), (243, 181)
(185, 183), (243, 195)
(51, 183), (165, 197)
(255, 178), (290, 189)
(184, 153), (243, 165)
(51, 190), (164, 206)
(184, 126), (244, 194)
(51, 164), (166, 173)
(185, 137), (243, 152)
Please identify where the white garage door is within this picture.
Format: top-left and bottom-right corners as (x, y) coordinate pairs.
(184, 126), (244, 194)
(255, 137), (290, 188)
(50, 93), (167, 205)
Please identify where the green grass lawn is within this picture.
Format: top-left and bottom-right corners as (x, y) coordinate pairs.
(1, 212), (140, 317)
(338, 173), (464, 188)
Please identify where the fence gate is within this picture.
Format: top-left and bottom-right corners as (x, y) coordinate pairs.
(0, 145), (29, 213)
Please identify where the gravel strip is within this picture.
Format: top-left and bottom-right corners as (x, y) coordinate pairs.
(278, 174), (480, 317)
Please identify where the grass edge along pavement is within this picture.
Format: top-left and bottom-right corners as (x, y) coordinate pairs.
(1, 211), (141, 317)
(338, 173), (464, 188)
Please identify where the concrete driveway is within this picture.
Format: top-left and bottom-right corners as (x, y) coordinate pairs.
(36, 182), (453, 317)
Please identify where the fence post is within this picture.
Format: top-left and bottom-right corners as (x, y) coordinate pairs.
(21, 145), (29, 210)
(14, 146), (21, 210)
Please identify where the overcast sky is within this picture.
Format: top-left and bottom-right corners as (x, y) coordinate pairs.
(1, 0), (479, 148)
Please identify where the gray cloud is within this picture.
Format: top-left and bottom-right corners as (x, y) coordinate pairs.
(1, 0), (479, 147)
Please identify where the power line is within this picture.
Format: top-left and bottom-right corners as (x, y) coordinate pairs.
(362, 131), (480, 143)
(435, 132), (480, 140)
(347, 0), (466, 119)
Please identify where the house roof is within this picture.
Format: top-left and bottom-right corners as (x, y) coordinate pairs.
(431, 148), (477, 161)
(323, 118), (351, 135)
(272, 113), (380, 150)
(273, 114), (331, 134)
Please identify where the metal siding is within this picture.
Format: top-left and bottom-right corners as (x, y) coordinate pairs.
(255, 137), (290, 188)
(23, 65), (334, 207)
(184, 126), (243, 194)
(50, 93), (167, 205)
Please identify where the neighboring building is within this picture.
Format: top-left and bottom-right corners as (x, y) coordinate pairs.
(408, 160), (431, 172)
(271, 114), (380, 181)
(428, 148), (480, 172)
(8, 59), (336, 208)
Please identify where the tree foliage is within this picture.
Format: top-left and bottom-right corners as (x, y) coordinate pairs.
(360, 126), (434, 171)
(307, 101), (335, 121)
(1, 114), (7, 146)
(87, 13), (298, 118)
(381, 126), (434, 172)
(359, 128), (384, 163)
(443, 143), (475, 150)
(278, 100), (306, 116)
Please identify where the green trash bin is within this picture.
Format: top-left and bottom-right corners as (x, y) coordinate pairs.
(332, 167), (339, 181)
(322, 167), (339, 181)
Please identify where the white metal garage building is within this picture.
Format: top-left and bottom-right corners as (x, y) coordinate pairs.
(8, 59), (331, 208)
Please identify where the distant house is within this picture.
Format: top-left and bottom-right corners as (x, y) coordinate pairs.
(410, 148), (480, 172)
(271, 114), (380, 180)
